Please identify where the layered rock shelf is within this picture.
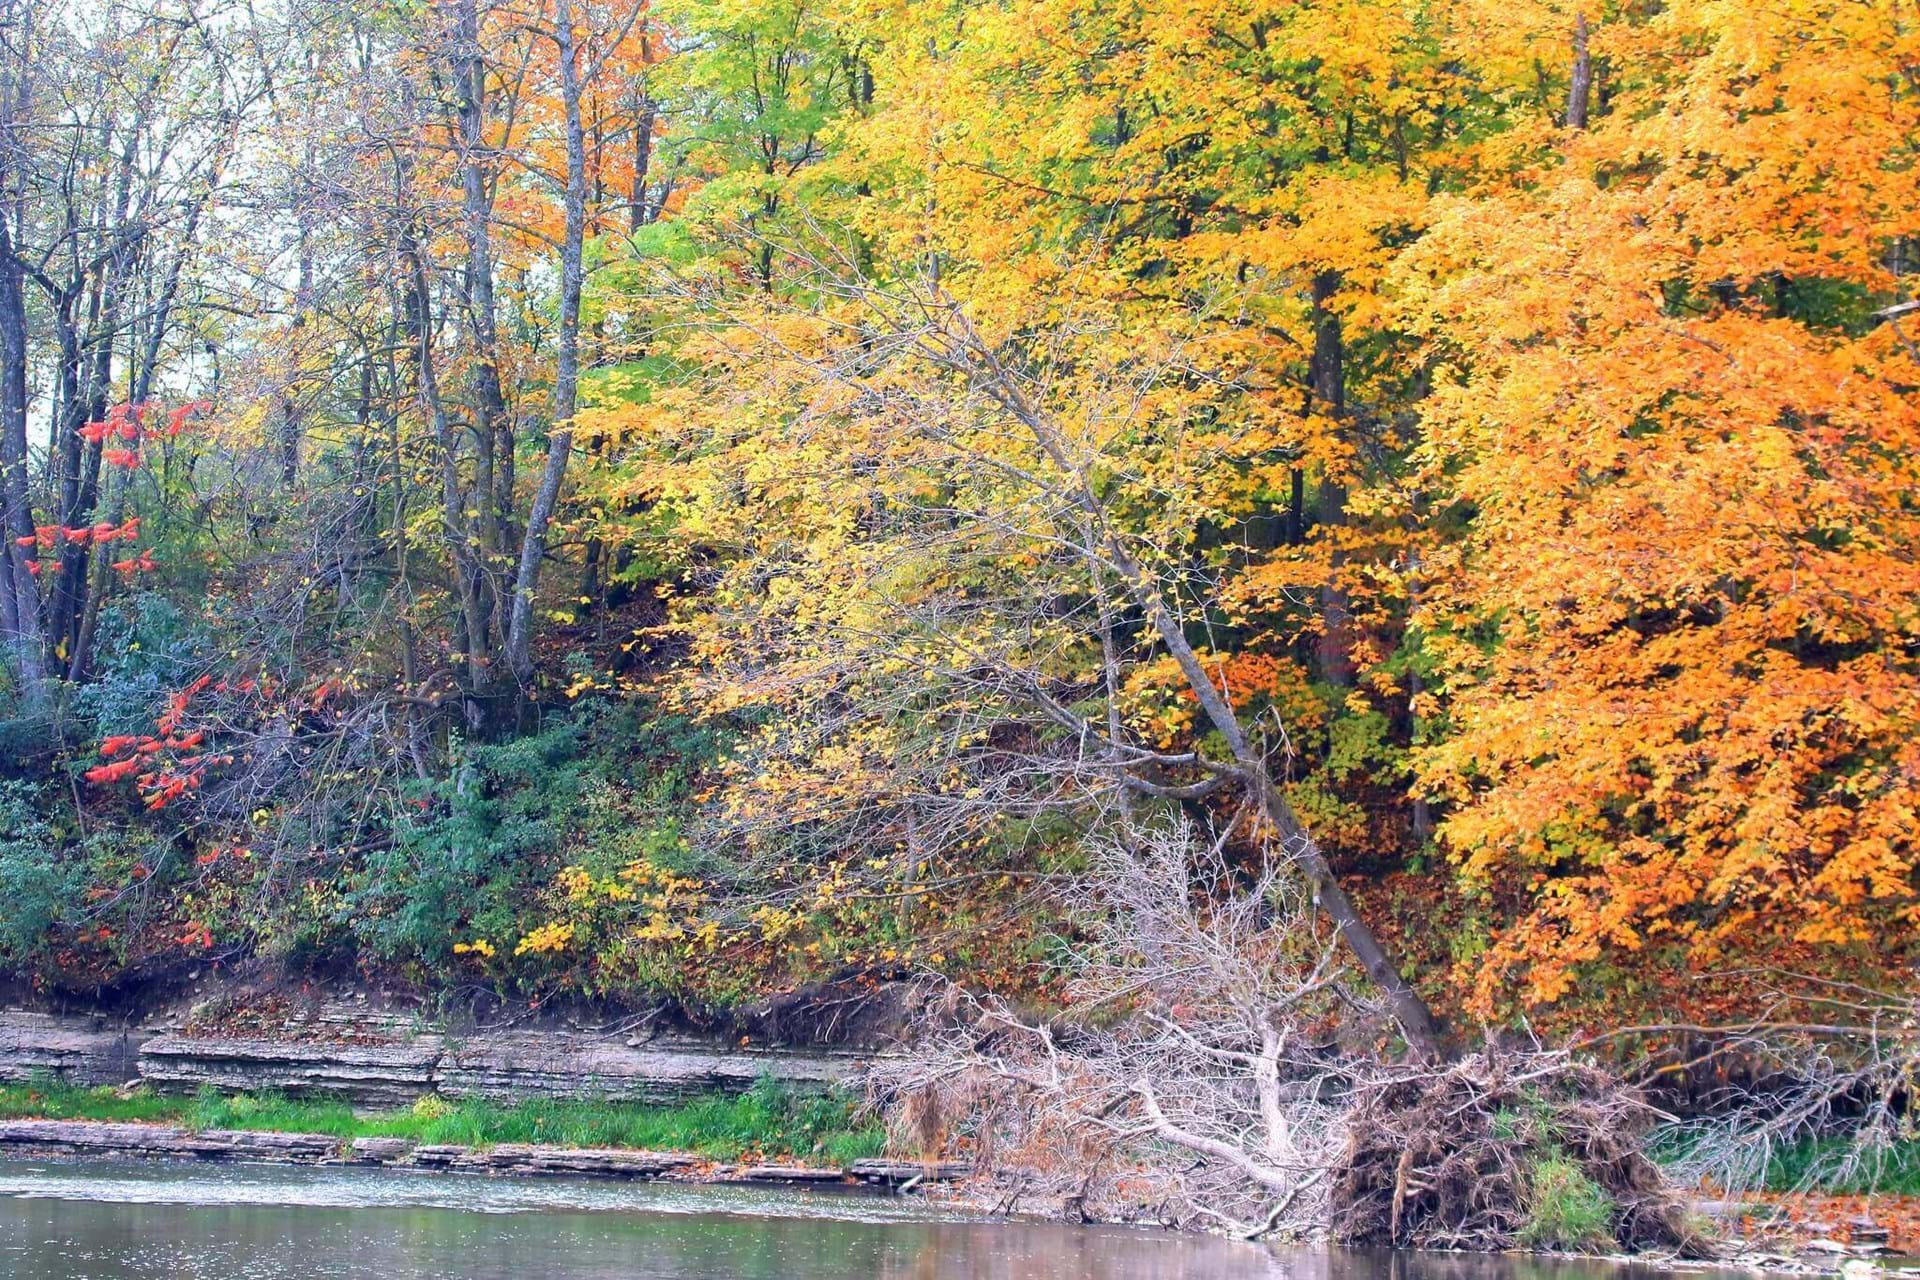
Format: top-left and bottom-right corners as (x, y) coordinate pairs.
(0, 1118), (965, 1190)
(2, 1008), (859, 1107)
(137, 1033), (447, 1108)
(0, 1012), (145, 1088)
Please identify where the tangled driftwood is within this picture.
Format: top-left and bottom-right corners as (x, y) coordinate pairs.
(1330, 1050), (1708, 1255)
(871, 822), (1718, 1254)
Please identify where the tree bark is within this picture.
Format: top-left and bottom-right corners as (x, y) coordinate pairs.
(0, 13), (46, 703)
(629, 89), (655, 230)
(452, 0), (511, 574)
(0, 214), (46, 704)
(504, 0), (588, 693)
(1308, 269), (1353, 687)
(397, 173), (493, 726)
(1566, 12), (1592, 130)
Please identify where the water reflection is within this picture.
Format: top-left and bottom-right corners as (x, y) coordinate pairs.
(0, 1159), (1277, 1279)
(0, 1158), (1779, 1280)
(1276, 1249), (1763, 1280)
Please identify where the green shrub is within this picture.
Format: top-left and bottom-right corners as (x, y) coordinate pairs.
(1520, 1152), (1616, 1251)
(0, 782), (83, 964)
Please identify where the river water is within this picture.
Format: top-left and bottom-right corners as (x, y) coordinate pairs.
(0, 1157), (1760, 1280)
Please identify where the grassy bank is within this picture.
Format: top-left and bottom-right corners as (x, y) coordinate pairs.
(1652, 1127), (1920, 1198)
(1760, 1137), (1920, 1196)
(0, 1078), (887, 1164)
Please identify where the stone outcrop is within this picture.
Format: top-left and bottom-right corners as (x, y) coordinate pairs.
(0, 1118), (969, 1190)
(404, 1142), (703, 1179)
(0, 1119), (336, 1163)
(847, 1157), (975, 1186)
(434, 1031), (856, 1104)
(138, 1032), (445, 1108)
(0, 1012), (147, 1087)
(2, 1006), (861, 1108)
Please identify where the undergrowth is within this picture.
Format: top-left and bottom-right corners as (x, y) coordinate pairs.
(1520, 1153), (1618, 1250)
(1759, 1137), (1920, 1196)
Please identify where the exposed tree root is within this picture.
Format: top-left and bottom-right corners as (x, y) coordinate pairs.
(1330, 1050), (1710, 1255)
(869, 821), (1720, 1256)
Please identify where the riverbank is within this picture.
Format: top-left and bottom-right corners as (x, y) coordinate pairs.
(0, 1079), (887, 1164)
(5, 1093), (1918, 1273)
(5, 996), (1916, 1267)
(0, 997), (866, 1109)
(0, 1083), (966, 1192)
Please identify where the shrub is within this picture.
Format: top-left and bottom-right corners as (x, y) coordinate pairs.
(0, 781), (83, 963)
(1520, 1152), (1617, 1251)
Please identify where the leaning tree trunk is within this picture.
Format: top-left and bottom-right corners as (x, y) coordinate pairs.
(936, 305), (1447, 1059)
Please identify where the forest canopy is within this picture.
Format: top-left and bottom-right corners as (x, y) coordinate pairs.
(0, 0), (1915, 1044)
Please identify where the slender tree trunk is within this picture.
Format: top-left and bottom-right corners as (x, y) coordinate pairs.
(399, 190), (493, 727)
(448, 0), (509, 720)
(0, 7), (44, 701)
(1566, 12), (1592, 130)
(629, 89), (654, 230)
(939, 306), (1446, 1058)
(280, 201), (313, 487)
(1308, 269), (1353, 687)
(452, 0), (509, 561)
(0, 215), (46, 703)
(1285, 466), (1304, 545)
(504, 0), (587, 693)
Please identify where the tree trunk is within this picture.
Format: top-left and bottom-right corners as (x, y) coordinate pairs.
(1308, 269), (1353, 687)
(400, 191), (494, 727)
(452, 0), (510, 571)
(503, 0), (588, 693)
(629, 91), (655, 230)
(280, 199), (313, 488)
(1566, 12), (1592, 130)
(0, 215), (46, 704)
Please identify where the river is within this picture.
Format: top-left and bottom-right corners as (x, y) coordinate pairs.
(0, 1157), (1765, 1279)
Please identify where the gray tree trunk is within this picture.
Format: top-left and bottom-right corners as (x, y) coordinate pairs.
(504, 0), (588, 692)
(1567, 12), (1593, 130)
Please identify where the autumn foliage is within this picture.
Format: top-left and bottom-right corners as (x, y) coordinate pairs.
(0, 0), (1915, 1038)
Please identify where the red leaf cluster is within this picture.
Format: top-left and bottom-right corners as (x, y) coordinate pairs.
(83, 675), (232, 810)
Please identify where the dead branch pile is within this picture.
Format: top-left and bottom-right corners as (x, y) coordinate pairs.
(870, 821), (1713, 1254)
(871, 821), (1728, 1251)
(870, 821), (1361, 1237)
(1329, 1049), (1708, 1255)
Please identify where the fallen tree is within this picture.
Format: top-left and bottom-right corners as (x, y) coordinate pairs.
(871, 821), (1709, 1253)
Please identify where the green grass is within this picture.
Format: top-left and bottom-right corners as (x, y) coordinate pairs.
(1651, 1126), (1920, 1197)
(1760, 1137), (1920, 1196)
(0, 1080), (182, 1124)
(1520, 1152), (1617, 1251)
(0, 1076), (887, 1163)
